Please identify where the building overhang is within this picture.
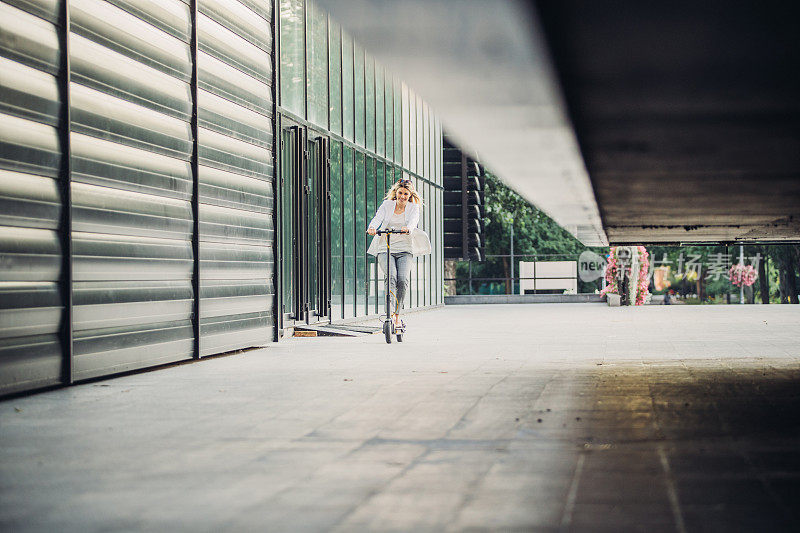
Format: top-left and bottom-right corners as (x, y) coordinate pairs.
(317, 0), (608, 246)
(318, 0), (800, 245)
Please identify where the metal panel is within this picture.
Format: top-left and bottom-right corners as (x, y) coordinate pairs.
(198, 12), (270, 84)
(198, 0), (271, 53)
(71, 0), (191, 80)
(0, 113), (60, 177)
(0, 56), (60, 126)
(1, 0), (276, 394)
(0, 0), (63, 394)
(198, 88), (272, 148)
(70, 83), (192, 158)
(70, 34), (191, 120)
(71, 132), (191, 199)
(197, 0), (274, 355)
(0, 2), (60, 73)
(68, 0), (195, 380)
(198, 50), (271, 116)
(111, 0), (191, 42)
(4, 0), (59, 23)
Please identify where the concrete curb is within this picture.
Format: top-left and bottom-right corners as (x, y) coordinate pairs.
(444, 294), (605, 305)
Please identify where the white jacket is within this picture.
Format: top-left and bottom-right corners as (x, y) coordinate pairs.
(367, 200), (432, 256)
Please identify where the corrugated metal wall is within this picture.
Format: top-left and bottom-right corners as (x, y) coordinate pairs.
(0, 0), (275, 395)
(0, 0), (64, 394)
(70, 0), (195, 379)
(197, 0), (274, 355)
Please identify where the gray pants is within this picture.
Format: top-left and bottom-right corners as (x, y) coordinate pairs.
(376, 252), (412, 315)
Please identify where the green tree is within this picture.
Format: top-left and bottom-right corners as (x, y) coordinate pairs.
(767, 244), (800, 303)
(484, 172), (589, 257)
(456, 173), (601, 294)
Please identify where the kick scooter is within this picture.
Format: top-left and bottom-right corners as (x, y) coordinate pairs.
(375, 229), (407, 344)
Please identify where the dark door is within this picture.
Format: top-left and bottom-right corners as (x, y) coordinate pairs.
(279, 124), (330, 328)
(307, 135), (331, 323)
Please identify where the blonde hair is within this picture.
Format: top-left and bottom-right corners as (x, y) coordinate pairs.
(384, 178), (423, 205)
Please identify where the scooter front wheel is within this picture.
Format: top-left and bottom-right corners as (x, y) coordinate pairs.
(383, 320), (392, 344)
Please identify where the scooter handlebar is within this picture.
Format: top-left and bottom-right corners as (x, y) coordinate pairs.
(375, 229), (408, 235)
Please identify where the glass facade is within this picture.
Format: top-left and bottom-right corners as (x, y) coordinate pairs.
(376, 64), (384, 157)
(280, 0), (305, 116)
(330, 141), (343, 319)
(328, 22), (342, 135)
(366, 58), (375, 152)
(354, 45), (365, 147)
(365, 158), (377, 313)
(355, 151), (366, 314)
(343, 145), (355, 318)
(279, 0), (443, 324)
(306, 1), (327, 127)
(342, 32), (354, 141)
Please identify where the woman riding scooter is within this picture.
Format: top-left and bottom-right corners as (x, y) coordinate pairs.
(366, 178), (431, 332)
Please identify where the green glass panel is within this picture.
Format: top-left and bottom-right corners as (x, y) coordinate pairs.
(280, 0), (305, 117)
(366, 158), (377, 314)
(425, 180), (429, 306)
(411, 177), (418, 307)
(425, 181), (431, 306)
(307, 139), (319, 311)
(439, 121), (443, 184)
(409, 91), (416, 173)
(435, 186), (440, 303)
(394, 79), (401, 164)
(431, 111), (441, 185)
(414, 96), (419, 176)
(434, 119), (439, 184)
(354, 45), (365, 147)
(355, 151), (366, 314)
(306, 1), (328, 127)
(417, 182), (423, 308)
(431, 110), (437, 182)
(375, 64), (384, 157)
(343, 146), (355, 317)
(429, 108), (435, 181)
(401, 84), (409, 168)
(342, 33), (354, 142)
(328, 21), (342, 135)
(417, 178), (423, 306)
(365, 56), (375, 152)
(433, 118), (438, 184)
(423, 103), (429, 180)
(430, 181), (435, 304)
(419, 180), (424, 307)
(416, 96), (423, 177)
(384, 72), (393, 160)
(281, 128), (295, 316)
(438, 188), (443, 302)
(376, 162), (385, 312)
(330, 141), (343, 320)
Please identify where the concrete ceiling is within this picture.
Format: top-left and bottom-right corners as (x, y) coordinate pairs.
(537, 1), (800, 244)
(318, 0), (800, 245)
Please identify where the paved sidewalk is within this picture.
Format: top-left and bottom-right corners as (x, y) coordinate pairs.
(2, 304), (799, 532)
